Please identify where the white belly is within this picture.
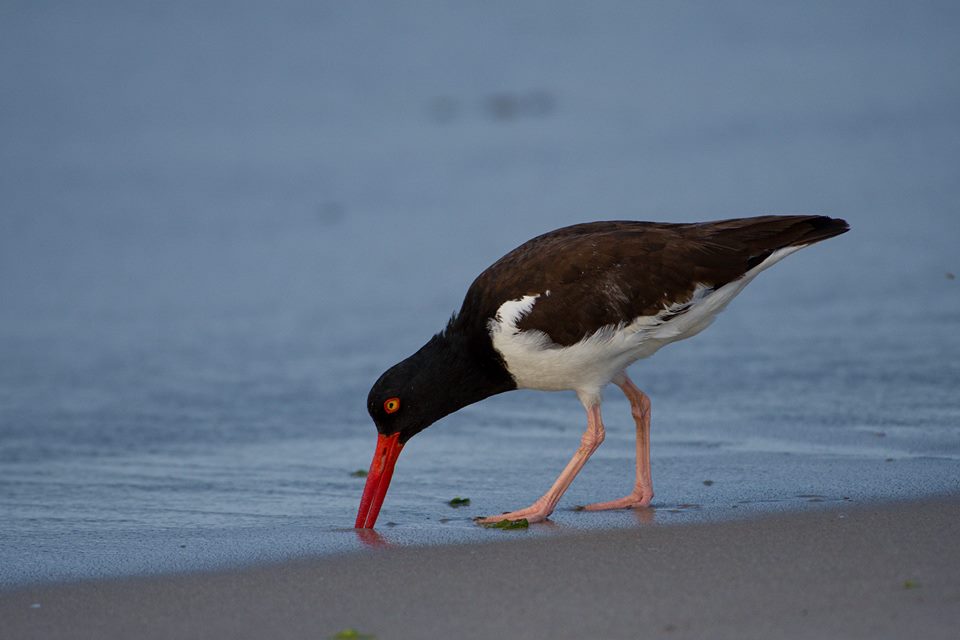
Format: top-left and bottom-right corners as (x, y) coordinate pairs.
(487, 246), (802, 404)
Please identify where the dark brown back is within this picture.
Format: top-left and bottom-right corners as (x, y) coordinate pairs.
(455, 215), (848, 346)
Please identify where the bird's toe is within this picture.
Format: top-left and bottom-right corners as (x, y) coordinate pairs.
(476, 503), (552, 524)
(580, 489), (653, 511)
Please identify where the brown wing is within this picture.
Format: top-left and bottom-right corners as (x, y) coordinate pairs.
(456, 215), (848, 347)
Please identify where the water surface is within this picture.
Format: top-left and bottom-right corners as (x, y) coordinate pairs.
(2, 1), (959, 587)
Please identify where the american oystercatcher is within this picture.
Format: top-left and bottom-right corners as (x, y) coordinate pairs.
(355, 215), (849, 527)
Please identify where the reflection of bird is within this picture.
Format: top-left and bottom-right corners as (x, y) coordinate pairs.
(355, 215), (849, 528)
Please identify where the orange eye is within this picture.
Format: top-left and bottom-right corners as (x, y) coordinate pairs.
(383, 397), (400, 414)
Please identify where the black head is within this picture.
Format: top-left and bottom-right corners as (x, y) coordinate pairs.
(356, 325), (515, 528)
(367, 331), (512, 443)
(366, 351), (444, 444)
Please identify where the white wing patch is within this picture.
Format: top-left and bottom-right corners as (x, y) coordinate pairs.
(492, 294), (540, 326)
(487, 245), (805, 404)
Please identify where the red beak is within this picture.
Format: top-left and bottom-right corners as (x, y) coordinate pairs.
(355, 432), (404, 528)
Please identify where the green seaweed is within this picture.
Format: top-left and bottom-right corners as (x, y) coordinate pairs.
(331, 629), (376, 640)
(447, 496), (471, 508)
(902, 579), (920, 590)
(481, 518), (529, 529)
(349, 469), (368, 478)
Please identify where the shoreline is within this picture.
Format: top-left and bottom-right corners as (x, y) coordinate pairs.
(4, 496), (959, 639)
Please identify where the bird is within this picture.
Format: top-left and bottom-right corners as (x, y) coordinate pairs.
(355, 215), (849, 528)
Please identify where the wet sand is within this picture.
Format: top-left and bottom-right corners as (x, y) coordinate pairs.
(4, 497), (958, 640)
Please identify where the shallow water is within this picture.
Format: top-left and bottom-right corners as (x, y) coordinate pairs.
(2, 1), (959, 587)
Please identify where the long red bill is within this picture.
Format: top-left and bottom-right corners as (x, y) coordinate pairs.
(354, 432), (403, 528)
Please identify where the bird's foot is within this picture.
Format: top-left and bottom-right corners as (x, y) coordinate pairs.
(580, 488), (653, 511)
(477, 500), (553, 524)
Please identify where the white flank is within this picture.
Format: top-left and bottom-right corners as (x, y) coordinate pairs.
(488, 245), (805, 406)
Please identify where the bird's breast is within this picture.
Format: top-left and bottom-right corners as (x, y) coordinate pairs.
(486, 293), (658, 395)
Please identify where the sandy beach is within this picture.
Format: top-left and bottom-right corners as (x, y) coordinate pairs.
(4, 497), (958, 640)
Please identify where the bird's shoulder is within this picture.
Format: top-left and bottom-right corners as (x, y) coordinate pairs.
(468, 220), (686, 297)
(453, 221), (726, 344)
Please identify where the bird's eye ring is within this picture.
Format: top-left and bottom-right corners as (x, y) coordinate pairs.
(384, 397), (400, 414)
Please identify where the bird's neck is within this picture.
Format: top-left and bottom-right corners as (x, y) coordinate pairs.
(412, 328), (515, 419)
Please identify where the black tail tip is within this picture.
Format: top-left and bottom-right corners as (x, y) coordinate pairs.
(807, 215), (850, 241)
(820, 215), (850, 231)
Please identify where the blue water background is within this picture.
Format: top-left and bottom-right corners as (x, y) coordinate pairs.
(1, 1), (959, 587)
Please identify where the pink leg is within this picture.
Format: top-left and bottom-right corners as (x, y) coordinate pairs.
(478, 403), (606, 524)
(582, 373), (654, 511)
